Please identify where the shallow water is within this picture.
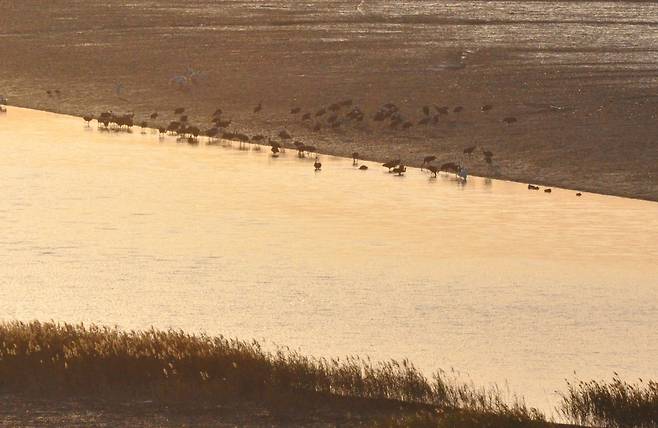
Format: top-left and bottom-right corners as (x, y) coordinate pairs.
(1, 107), (657, 412)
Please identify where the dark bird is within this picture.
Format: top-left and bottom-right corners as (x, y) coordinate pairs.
(46, 90), (53, 97)
(528, 184), (540, 190)
(352, 152), (359, 165)
(359, 165), (368, 170)
(463, 146), (476, 156)
(271, 146), (279, 156)
(544, 188), (552, 193)
(421, 155), (436, 169)
(427, 165), (438, 177)
(314, 157), (322, 171)
(503, 117), (517, 124)
(83, 115), (93, 126)
(291, 107), (301, 114)
(440, 162), (460, 174)
(453, 106), (463, 113)
(253, 101), (262, 113)
(150, 112), (159, 120)
(140, 121), (148, 129)
(481, 104), (493, 112)
(158, 127), (166, 135)
(174, 107), (185, 115)
(393, 164), (406, 176)
(205, 127), (219, 139)
(382, 159), (400, 172)
(576, 192), (582, 197)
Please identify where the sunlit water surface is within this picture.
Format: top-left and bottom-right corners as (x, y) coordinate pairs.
(1, 107), (657, 412)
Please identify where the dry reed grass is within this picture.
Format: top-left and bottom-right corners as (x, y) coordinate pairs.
(0, 320), (543, 423)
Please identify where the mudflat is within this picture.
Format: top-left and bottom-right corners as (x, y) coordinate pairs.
(1, 0), (657, 200)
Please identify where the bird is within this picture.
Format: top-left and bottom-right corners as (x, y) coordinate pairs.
(150, 112), (158, 120)
(291, 107), (301, 114)
(544, 188), (552, 193)
(422, 155), (436, 169)
(528, 184), (540, 190)
(481, 104), (493, 112)
(174, 107), (185, 115)
(314, 156), (322, 171)
(439, 162), (460, 174)
(427, 165), (438, 177)
(352, 152), (359, 165)
(392, 164), (406, 176)
(359, 165), (368, 170)
(46, 90), (52, 97)
(503, 117), (517, 124)
(576, 192), (582, 197)
(463, 146), (476, 156)
(382, 159), (400, 172)
(83, 115), (93, 126)
(253, 102), (262, 113)
(271, 146), (279, 156)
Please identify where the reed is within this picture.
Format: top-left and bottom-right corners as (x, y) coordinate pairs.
(0, 320), (543, 422)
(558, 375), (658, 427)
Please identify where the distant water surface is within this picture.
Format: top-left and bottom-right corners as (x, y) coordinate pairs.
(1, 107), (657, 413)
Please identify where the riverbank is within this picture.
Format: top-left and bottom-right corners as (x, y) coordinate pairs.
(0, 321), (564, 427)
(1, 0), (657, 201)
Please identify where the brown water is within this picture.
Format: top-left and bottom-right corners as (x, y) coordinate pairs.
(1, 106), (657, 412)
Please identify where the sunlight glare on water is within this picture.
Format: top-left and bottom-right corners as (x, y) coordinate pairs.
(1, 107), (657, 412)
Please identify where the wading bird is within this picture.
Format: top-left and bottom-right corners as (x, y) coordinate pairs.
(314, 156), (322, 171)
(421, 156), (436, 169)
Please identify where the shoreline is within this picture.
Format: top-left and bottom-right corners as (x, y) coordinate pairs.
(6, 103), (657, 205)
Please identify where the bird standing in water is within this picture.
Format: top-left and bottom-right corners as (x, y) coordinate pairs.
(314, 156), (322, 171)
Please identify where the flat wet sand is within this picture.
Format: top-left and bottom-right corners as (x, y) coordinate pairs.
(1, 0), (657, 201)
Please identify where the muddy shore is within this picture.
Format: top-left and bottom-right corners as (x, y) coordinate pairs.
(1, 0), (657, 201)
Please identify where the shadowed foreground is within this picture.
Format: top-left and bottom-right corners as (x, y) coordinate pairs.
(1, 322), (655, 426)
(0, 321), (550, 427)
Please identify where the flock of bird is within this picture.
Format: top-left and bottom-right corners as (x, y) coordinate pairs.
(76, 100), (579, 196)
